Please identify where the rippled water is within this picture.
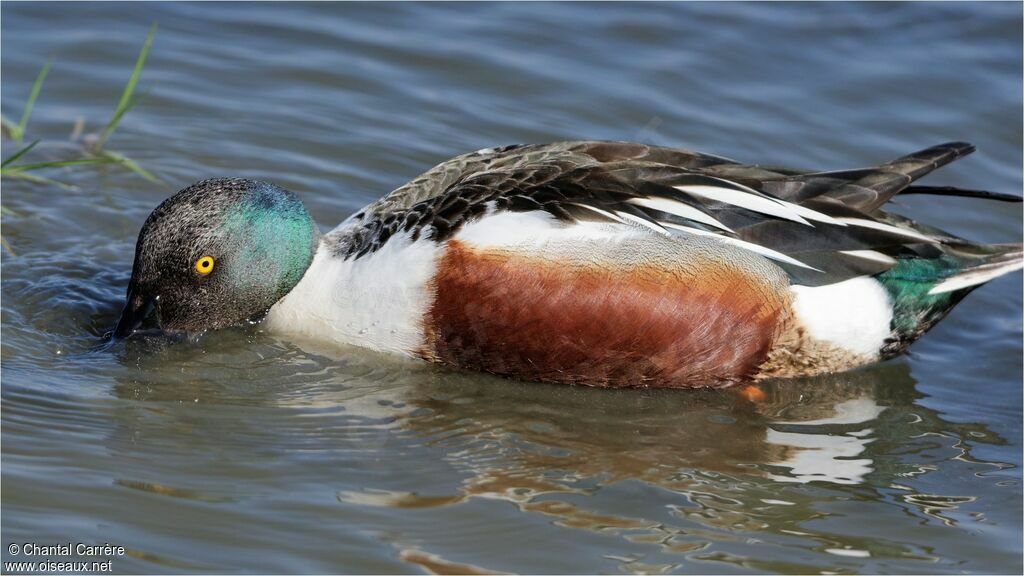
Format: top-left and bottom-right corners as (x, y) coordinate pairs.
(2, 2), (1022, 573)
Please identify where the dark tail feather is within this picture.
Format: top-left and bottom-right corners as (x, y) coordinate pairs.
(788, 142), (979, 212)
(844, 142), (976, 211)
(882, 141), (976, 181)
(900, 185), (1023, 203)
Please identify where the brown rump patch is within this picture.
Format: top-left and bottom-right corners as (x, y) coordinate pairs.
(755, 324), (872, 380)
(421, 240), (790, 388)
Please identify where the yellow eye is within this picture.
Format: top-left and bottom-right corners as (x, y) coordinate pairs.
(194, 255), (215, 275)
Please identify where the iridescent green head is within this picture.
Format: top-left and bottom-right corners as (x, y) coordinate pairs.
(114, 178), (319, 338)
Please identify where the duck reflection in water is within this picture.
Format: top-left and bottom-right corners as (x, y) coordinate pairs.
(109, 336), (1007, 571)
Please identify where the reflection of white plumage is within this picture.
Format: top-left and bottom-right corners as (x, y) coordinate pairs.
(766, 397), (887, 485)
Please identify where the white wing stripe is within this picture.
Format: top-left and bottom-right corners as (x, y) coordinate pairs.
(615, 211), (671, 236)
(835, 218), (937, 243)
(839, 250), (898, 265)
(782, 202), (846, 226)
(627, 197), (735, 233)
(675, 185), (812, 226)
(569, 202), (626, 223)
(683, 176), (843, 226)
(663, 222), (821, 271)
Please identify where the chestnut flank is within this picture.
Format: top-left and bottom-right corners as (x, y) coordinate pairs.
(421, 240), (790, 388)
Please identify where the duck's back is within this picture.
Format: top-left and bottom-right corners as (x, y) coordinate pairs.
(265, 141), (1022, 387)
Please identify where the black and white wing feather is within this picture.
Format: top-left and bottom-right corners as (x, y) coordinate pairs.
(333, 140), (1016, 286)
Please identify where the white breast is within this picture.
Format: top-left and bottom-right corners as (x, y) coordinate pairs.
(263, 231), (443, 355)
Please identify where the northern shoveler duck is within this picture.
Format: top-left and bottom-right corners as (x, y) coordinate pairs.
(114, 141), (1022, 388)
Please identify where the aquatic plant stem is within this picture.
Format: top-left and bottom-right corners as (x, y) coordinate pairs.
(0, 59), (52, 143)
(93, 23), (156, 152)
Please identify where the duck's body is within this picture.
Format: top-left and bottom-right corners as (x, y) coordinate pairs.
(117, 141), (1022, 388)
(256, 141), (1021, 387)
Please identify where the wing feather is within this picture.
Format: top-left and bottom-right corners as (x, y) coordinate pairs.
(333, 140), (990, 287)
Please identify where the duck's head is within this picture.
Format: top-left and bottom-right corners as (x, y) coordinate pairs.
(113, 178), (319, 339)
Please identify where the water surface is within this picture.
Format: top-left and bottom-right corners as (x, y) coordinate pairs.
(2, 2), (1022, 573)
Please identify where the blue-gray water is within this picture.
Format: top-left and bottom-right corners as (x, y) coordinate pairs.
(2, 2), (1022, 573)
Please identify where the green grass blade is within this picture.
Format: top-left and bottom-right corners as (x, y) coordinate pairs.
(2, 115), (21, 141)
(2, 140), (39, 168)
(17, 58), (53, 140)
(1, 205), (19, 217)
(119, 87), (151, 118)
(1, 155), (118, 173)
(0, 170), (76, 189)
(1, 236), (16, 257)
(95, 23), (156, 151)
(101, 149), (160, 183)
